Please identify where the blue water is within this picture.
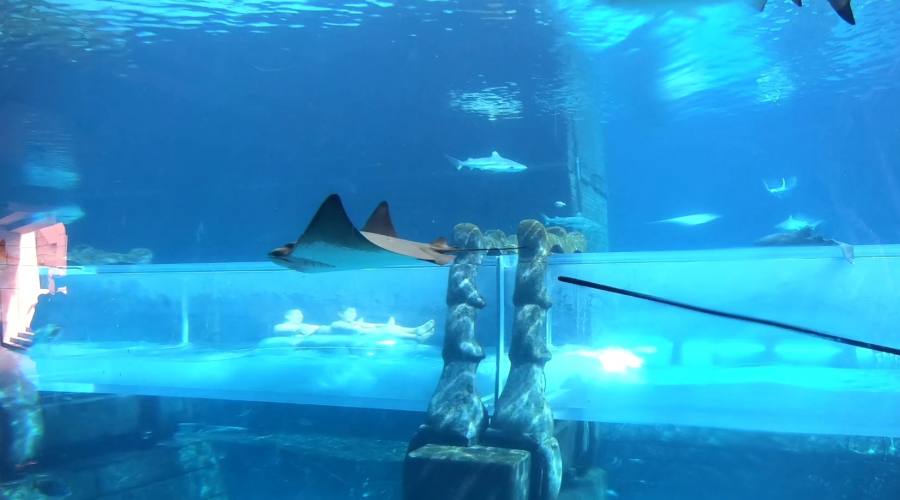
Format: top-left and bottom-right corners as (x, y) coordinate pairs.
(3, 1), (896, 262)
(3, 1), (900, 499)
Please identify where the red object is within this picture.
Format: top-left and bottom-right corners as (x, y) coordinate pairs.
(1, 215), (68, 350)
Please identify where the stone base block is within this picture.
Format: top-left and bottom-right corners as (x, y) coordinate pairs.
(404, 444), (530, 500)
(560, 468), (608, 500)
(483, 429), (562, 500)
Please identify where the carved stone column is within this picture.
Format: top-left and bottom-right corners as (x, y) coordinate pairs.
(409, 223), (488, 449)
(486, 220), (562, 500)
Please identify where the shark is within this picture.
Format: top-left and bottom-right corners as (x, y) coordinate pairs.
(652, 213), (722, 226)
(762, 176), (798, 197)
(775, 215), (822, 232)
(541, 213), (603, 233)
(756, 226), (854, 263)
(446, 151), (527, 173)
(270, 194), (470, 273)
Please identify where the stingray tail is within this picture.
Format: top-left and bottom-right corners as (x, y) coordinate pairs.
(486, 246), (525, 256)
(439, 246), (524, 255)
(558, 276), (900, 356)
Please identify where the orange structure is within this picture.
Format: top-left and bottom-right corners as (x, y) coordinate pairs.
(0, 208), (69, 471)
(0, 210), (68, 350)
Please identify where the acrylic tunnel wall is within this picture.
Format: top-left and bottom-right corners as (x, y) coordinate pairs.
(30, 261), (501, 411)
(533, 245), (900, 438)
(28, 246), (900, 438)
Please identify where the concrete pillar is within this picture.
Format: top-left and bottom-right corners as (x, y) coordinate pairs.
(566, 65), (610, 252)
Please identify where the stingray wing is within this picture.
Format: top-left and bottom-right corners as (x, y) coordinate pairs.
(295, 194), (382, 252)
(828, 0), (855, 25)
(362, 201), (399, 238)
(270, 194), (387, 271)
(272, 194), (447, 272)
(361, 232), (456, 266)
(356, 199), (454, 265)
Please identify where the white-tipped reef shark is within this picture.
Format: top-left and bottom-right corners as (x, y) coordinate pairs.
(446, 151), (527, 173)
(269, 194), (515, 273)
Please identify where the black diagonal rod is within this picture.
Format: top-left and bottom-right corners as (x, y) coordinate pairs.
(558, 275), (900, 357)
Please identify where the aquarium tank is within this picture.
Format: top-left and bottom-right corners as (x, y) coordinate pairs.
(1, 0), (898, 499)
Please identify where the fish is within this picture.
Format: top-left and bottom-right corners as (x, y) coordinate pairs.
(270, 194), (468, 273)
(541, 213), (603, 233)
(652, 213), (721, 226)
(756, 227), (854, 263)
(775, 215), (822, 232)
(446, 151), (527, 173)
(762, 176), (798, 197)
(554, 201), (567, 208)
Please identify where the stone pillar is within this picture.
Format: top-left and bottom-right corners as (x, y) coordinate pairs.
(486, 220), (562, 500)
(405, 224), (535, 500)
(566, 59), (610, 252)
(408, 223), (488, 449)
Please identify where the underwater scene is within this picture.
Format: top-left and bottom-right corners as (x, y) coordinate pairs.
(1, 0), (899, 499)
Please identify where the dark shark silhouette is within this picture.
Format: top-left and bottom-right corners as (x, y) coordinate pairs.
(269, 194), (461, 273)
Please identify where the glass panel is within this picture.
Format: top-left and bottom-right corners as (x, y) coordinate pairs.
(31, 262), (501, 412)
(543, 247), (900, 436)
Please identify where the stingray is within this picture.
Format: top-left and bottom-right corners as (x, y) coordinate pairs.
(269, 194), (469, 273)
